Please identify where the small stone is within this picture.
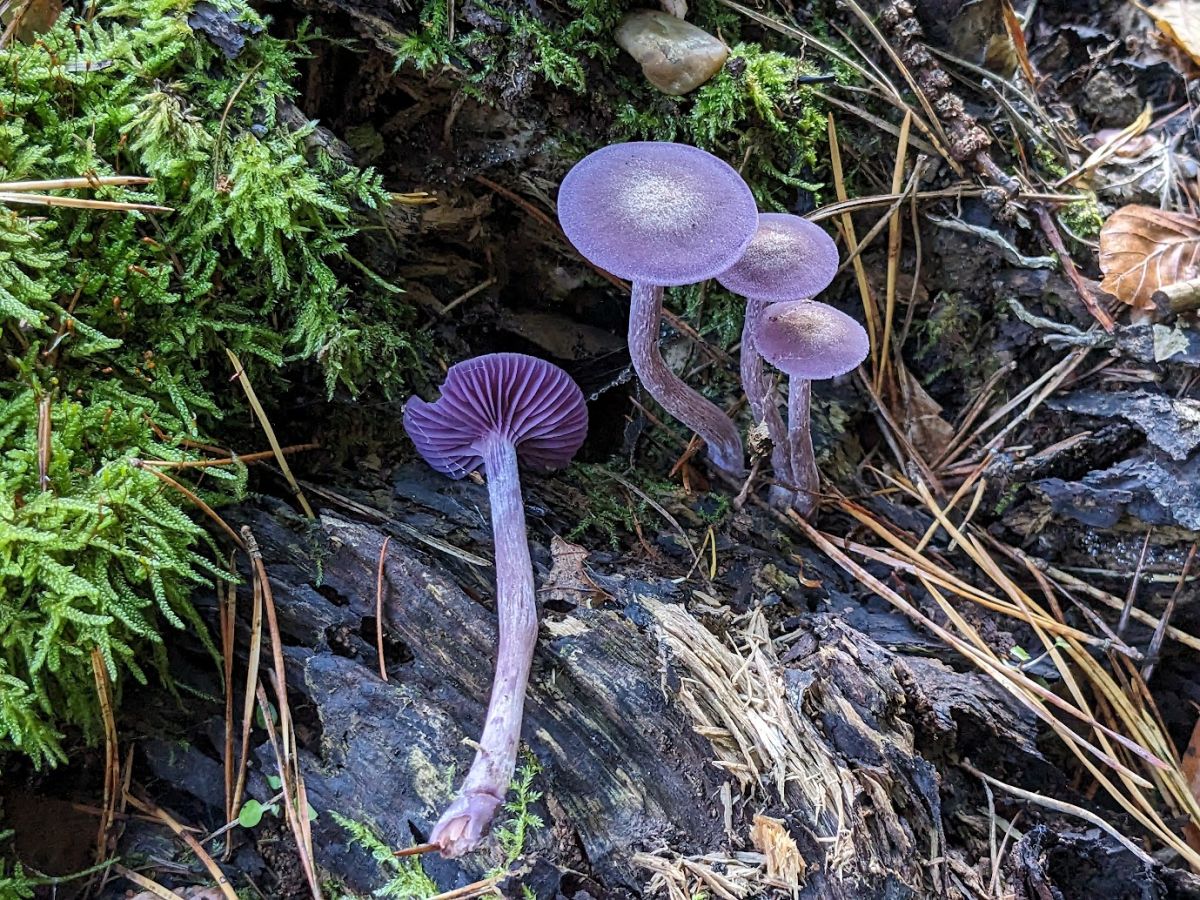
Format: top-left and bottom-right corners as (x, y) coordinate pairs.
(614, 10), (728, 96)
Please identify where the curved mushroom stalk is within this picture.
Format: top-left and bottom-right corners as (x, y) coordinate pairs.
(630, 283), (744, 478)
(740, 301), (794, 509)
(716, 214), (840, 505)
(752, 301), (869, 520)
(404, 353), (588, 856)
(786, 379), (818, 519)
(431, 436), (535, 855)
(558, 142), (759, 482)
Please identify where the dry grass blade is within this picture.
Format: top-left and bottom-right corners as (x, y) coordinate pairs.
(0, 191), (171, 212)
(427, 876), (502, 900)
(36, 394), (51, 491)
(124, 793), (238, 900)
(961, 762), (1155, 865)
(110, 864), (186, 900)
(790, 514), (1158, 777)
(807, 471), (1200, 867)
(827, 114), (881, 364)
(876, 111), (912, 395)
(0, 176), (154, 191)
(1056, 105), (1152, 189)
(229, 556), (264, 833)
(1099, 205), (1200, 311)
(139, 442), (319, 469)
(90, 649), (119, 872)
(935, 348), (1090, 470)
(244, 525), (322, 899)
(716, 0), (961, 174)
(1141, 544), (1197, 682)
(219, 563), (237, 827)
(225, 348), (315, 519)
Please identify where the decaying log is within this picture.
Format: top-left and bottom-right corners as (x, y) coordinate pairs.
(217, 482), (1059, 899)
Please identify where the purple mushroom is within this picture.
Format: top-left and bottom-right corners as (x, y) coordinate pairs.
(753, 301), (869, 519)
(557, 141), (758, 478)
(717, 214), (839, 510)
(404, 353), (588, 856)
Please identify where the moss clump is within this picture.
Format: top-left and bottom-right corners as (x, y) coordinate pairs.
(0, 0), (414, 766)
(1059, 193), (1104, 241)
(614, 42), (830, 208)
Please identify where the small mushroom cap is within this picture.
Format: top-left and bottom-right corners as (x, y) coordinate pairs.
(558, 141), (757, 286)
(754, 300), (870, 380)
(404, 353), (588, 479)
(717, 213), (839, 301)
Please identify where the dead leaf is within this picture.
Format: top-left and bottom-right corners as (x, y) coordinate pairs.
(540, 536), (611, 607)
(1183, 714), (1200, 853)
(750, 814), (806, 889)
(1098, 205), (1200, 311)
(1147, 0), (1200, 67)
(896, 364), (955, 460)
(3, 0), (62, 43)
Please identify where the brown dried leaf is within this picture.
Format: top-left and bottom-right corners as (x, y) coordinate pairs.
(896, 364), (954, 461)
(1147, 0), (1200, 67)
(1183, 714), (1200, 853)
(749, 814), (806, 889)
(540, 536), (611, 607)
(1098, 205), (1200, 311)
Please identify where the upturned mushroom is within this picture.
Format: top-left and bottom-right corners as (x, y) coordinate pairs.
(557, 141), (757, 478)
(717, 214), (839, 509)
(752, 300), (868, 518)
(403, 353), (588, 856)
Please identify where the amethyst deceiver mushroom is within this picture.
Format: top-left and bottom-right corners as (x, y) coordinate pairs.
(557, 141), (757, 478)
(753, 301), (869, 519)
(403, 353), (588, 856)
(717, 214), (839, 510)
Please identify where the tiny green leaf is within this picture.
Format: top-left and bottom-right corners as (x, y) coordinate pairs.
(239, 799), (266, 829)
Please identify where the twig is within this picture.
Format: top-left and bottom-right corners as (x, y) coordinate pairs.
(138, 443), (319, 469)
(376, 536), (391, 682)
(132, 461), (246, 550)
(960, 762), (1155, 866)
(1141, 544), (1197, 683)
(124, 794), (238, 900)
(225, 348), (315, 519)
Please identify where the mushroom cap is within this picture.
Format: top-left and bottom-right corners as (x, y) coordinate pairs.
(557, 141), (758, 286)
(754, 300), (870, 380)
(717, 213), (839, 301)
(404, 353), (588, 479)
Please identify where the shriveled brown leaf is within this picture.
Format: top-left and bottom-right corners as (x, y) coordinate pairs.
(540, 536), (611, 607)
(1184, 714), (1200, 853)
(750, 814), (806, 889)
(1099, 205), (1200, 311)
(1147, 0), (1200, 67)
(896, 364), (954, 460)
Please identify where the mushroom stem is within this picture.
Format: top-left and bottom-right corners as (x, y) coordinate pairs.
(787, 379), (819, 519)
(740, 300), (794, 509)
(430, 435), (537, 857)
(629, 281), (744, 478)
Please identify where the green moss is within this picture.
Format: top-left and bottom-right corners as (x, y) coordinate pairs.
(1059, 193), (1104, 241)
(331, 812), (438, 898)
(616, 42), (830, 208)
(0, 832), (34, 900)
(0, 0), (416, 766)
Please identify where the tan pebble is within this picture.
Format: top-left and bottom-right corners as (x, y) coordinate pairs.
(614, 10), (728, 96)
